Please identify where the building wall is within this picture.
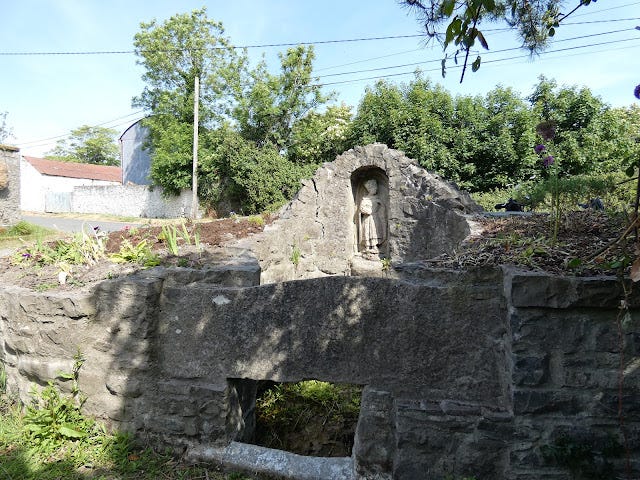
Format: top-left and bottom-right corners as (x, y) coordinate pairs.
(120, 121), (151, 185)
(20, 158), (119, 213)
(0, 145), (21, 225)
(71, 184), (195, 218)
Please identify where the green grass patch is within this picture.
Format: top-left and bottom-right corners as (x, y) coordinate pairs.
(0, 360), (258, 480)
(0, 221), (58, 249)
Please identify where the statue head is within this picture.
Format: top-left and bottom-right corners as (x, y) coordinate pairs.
(364, 179), (378, 195)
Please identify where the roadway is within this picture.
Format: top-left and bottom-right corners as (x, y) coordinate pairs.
(22, 213), (142, 233)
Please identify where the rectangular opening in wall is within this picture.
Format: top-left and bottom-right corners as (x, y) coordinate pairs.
(230, 378), (363, 458)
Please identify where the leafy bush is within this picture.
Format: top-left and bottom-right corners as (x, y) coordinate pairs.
(13, 229), (106, 267)
(473, 173), (632, 213)
(109, 239), (160, 267)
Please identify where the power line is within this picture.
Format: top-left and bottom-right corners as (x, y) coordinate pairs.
(316, 27), (638, 79)
(0, 34), (431, 56)
(318, 36), (640, 86)
(2, 13), (639, 57)
(15, 111), (145, 147)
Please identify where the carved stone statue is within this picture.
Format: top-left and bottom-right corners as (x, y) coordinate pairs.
(358, 179), (386, 255)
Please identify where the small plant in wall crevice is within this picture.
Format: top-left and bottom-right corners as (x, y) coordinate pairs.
(290, 244), (301, 267)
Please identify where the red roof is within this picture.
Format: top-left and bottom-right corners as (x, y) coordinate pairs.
(23, 156), (121, 183)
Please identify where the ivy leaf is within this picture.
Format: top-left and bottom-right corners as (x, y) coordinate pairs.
(445, 18), (462, 48)
(471, 56), (481, 72)
(567, 258), (582, 269)
(482, 0), (496, 11)
(462, 27), (477, 48)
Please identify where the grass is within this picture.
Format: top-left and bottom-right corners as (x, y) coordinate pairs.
(0, 221), (59, 249)
(0, 357), (258, 480)
(0, 392), (258, 480)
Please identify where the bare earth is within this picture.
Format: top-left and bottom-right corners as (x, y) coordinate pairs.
(0, 217), (267, 292)
(0, 210), (634, 292)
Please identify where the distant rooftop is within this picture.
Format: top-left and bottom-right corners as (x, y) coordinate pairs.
(23, 156), (121, 183)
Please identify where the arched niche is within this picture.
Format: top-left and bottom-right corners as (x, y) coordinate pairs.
(351, 167), (389, 258)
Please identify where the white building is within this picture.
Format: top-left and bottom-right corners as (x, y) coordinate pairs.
(21, 156), (121, 213)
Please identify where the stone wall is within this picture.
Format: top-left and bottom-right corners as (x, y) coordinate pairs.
(1, 262), (638, 479)
(0, 145), (20, 225)
(71, 184), (197, 218)
(239, 144), (481, 284)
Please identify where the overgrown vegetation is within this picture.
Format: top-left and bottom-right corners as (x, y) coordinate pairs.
(130, 7), (639, 217)
(0, 221), (57, 249)
(0, 359), (256, 480)
(254, 380), (362, 457)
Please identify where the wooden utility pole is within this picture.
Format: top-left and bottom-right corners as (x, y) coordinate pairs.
(191, 75), (200, 219)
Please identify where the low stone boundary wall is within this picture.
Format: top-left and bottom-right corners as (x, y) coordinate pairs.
(71, 184), (195, 218)
(0, 145), (20, 225)
(0, 263), (638, 479)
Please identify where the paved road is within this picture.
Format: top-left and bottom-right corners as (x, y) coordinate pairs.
(22, 214), (142, 233)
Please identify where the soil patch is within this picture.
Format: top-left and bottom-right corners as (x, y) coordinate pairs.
(0, 210), (635, 293)
(426, 210), (635, 277)
(0, 217), (268, 292)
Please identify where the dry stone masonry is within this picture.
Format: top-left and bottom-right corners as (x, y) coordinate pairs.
(1, 145), (639, 479)
(0, 145), (21, 226)
(239, 144), (481, 284)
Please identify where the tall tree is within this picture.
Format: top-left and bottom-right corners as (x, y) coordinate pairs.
(349, 76), (541, 191)
(401, 0), (598, 81)
(46, 125), (119, 165)
(234, 45), (332, 153)
(527, 76), (629, 176)
(132, 8), (247, 194)
(288, 103), (352, 165)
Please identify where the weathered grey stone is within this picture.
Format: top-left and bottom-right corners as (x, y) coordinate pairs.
(0, 146), (20, 225)
(186, 441), (355, 480)
(507, 269), (640, 308)
(1, 197), (640, 480)
(239, 144), (481, 284)
(155, 274), (509, 406)
(353, 388), (395, 478)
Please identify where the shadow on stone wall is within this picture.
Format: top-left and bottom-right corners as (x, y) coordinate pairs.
(83, 265), (511, 479)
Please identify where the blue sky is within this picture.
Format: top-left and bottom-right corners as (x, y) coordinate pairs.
(2, 0), (639, 157)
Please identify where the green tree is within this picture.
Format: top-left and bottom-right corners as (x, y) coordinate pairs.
(348, 76), (537, 191)
(133, 9), (345, 214)
(132, 8), (247, 194)
(46, 125), (119, 165)
(288, 103), (352, 165)
(199, 125), (314, 214)
(234, 45), (332, 153)
(451, 86), (538, 191)
(527, 76), (631, 176)
(401, 0), (598, 81)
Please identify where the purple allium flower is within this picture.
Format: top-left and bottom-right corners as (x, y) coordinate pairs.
(635, 84), (640, 100)
(22, 253), (31, 258)
(534, 144), (546, 154)
(543, 155), (555, 167)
